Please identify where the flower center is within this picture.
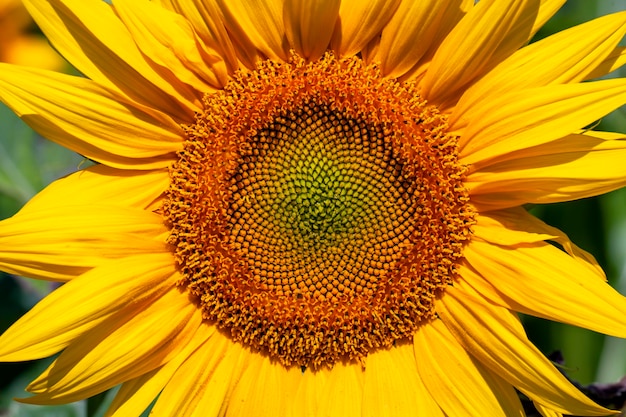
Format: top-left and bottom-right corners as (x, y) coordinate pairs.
(164, 52), (474, 368)
(229, 104), (415, 301)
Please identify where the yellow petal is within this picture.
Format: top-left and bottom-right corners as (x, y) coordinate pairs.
(377, 0), (470, 78)
(330, 0), (401, 57)
(318, 361), (364, 417)
(271, 367), (304, 417)
(471, 207), (604, 279)
(535, 402), (564, 417)
(512, 207), (603, 275)
(114, 0), (228, 89)
(216, 0), (287, 61)
(227, 354), (295, 417)
(529, 0), (567, 37)
(398, 0), (475, 82)
(362, 343), (439, 417)
(0, 64), (182, 169)
(151, 332), (245, 416)
(467, 130), (626, 173)
(288, 369), (327, 417)
(467, 132), (626, 209)
(22, 0), (199, 120)
(473, 360), (526, 417)
(0, 205), (167, 281)
(586, 46), (626, 80)
(106, 370), (160, 417)
(105, 323), (216, 417)
(459, 214), (603, 310)
(472, 212), (556, 246)
(458, 79), (626, 166)
(24, 288), (199, 404)
(438, 287), (612, 416)
(285, 368), (327, 417)
(451, 11), (626, 130)
(283, 0), (340, 61)
(420, 0), (539, 106)
(414, 319), (516, 417)
(464, 238), (626, 338)
(457, 263), (513, 310)
(23, 165), (168, 212)
(0, 253), (175, 362)
(156, 0), (240, 72)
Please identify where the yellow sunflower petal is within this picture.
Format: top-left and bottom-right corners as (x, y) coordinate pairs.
(23, 287), (200, 404)
(472, 207), (603, 278)
(330, 0), (401, 57)
(156, 0), (240, 72)
(414, 318), (519, 417)
(472, 212), (556, 245)
(420, 0), (539, 105)
(458, 238), (599, 317)
(473, 360), (526, 417)
(402, 358), (446, 417)
(318, 361), (364, 417)
(196, 338), (247, 417)
(227, 354), (295, 417)
(0, 253), (175, 362)
(458, 79), (626, 165)
(0, 205), (167, 281)
(105, 370), (160, 417)
(21, 165), (169, 212)
(405, 0), (562, 85)
(287, 369), (327, 417)
(535, 402), (564, 417)
(273, 368), (304, 417)
(216, 0), (286, 61)
(379, 0), (471, 79)
(0, 64), (182, 169)
(283, 0), (340, 61)
(468, 130), (626, 173)
(151, 332), (245, 416)
(456, 263), (513, 309)
(464, 238), (626, 338)
(105, 323), (216, 417)
(438, 286), (613, 416)
(467, 132), (626, 209)
(392, 0), (475, 83)
(113, 0), (228, 89)
(22, 0), (199, 120)
(586, 46), (626, 80)
(529, 0), (567, 36)
(362, 343), (431, 417)
(451, 11), (626, 129)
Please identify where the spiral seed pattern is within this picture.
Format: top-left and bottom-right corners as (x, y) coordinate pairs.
(164, 53), (474, 368)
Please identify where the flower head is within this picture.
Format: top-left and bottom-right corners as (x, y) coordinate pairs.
(1, 0), (626, 416)
(0, 0), (65, 69)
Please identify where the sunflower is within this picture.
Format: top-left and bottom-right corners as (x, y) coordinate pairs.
(1, 0), (626, 415)
(0, 0), (64, 70)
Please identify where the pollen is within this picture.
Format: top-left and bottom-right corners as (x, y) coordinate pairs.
(163, 52), (474, 368)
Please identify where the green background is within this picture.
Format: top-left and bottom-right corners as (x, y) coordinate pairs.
(0, 1), (625, 415)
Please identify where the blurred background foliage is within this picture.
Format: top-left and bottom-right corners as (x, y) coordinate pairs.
(0, 0), (625, 416)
